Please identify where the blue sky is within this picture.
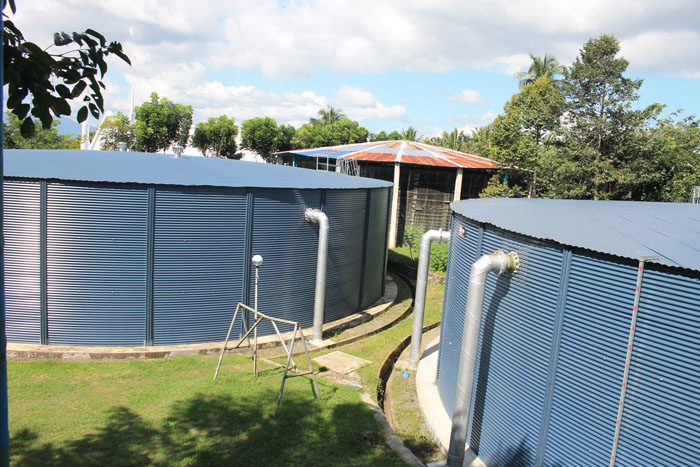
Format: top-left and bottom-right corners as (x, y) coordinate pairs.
(10, 0), (700, 138)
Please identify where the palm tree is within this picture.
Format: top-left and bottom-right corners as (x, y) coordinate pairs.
(314, 105), (345, 125)
(400, 126), (421, 142)
(515, 53), (564, 89)
(441, 128), (467, 151)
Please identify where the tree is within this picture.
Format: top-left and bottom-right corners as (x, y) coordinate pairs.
(313, 105), (345, 125)
(275, 124), (296, 152)
(490, 78), (564, 171)
(3, 111), (79, 149)
(191, 115), (239, 159)
(479, 174), (526, 198)
(515, 53), (564, 89)
(3, 0), (130, 137)
(558, 34), (658, 199)
(293, 118), (369, 149)
(399, 126), (421, 141)
(369, 130), (401, 142)
(133, 92), (193, 153)
(241, 117), (279, 162)
(98, 112), (134, 151)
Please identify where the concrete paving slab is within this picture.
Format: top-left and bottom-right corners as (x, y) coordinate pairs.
(417, 336), (485, 467)
(314, 351), (371, 375)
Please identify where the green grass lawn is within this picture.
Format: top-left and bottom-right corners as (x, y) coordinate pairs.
(9, 354), (405, 466)
(8, 276), (447, 466)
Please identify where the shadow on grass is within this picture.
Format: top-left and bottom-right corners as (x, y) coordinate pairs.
(12, 390), (404, 467)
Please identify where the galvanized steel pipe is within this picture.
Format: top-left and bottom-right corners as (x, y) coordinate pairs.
(408, 229), (450, 369)
(305, 208), (329, 344)
(447, 250), (519, 467)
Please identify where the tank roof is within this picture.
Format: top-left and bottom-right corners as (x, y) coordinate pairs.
(452, 198), (700, 272)
(4, 149), (392, 190)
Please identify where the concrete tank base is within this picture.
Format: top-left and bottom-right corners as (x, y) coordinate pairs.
(416, 335), (485, 467)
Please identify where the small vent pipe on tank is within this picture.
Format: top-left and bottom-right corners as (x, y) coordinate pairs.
(408, 229), (450, 369)
(447, 250), (519, 467)
(305, 208), (329, 344)
(173, 145), (183, 158)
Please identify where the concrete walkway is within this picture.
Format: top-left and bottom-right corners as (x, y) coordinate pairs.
(416, 335), (485, 467)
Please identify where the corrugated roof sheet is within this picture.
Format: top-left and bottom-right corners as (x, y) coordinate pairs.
(4, 149), (392, 190)
(452, 198), (700, 272)
(277, 140), (502, 169)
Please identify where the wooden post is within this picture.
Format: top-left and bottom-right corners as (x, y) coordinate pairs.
(388, 162), (401, 248)
(453, 168), (463, 202)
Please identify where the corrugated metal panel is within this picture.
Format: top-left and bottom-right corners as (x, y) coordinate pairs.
(467, 227), (564, 467)
(361, 188), (390, 309)
(437, 214), (482, 416)
(324, 189), (367, 322)
(615, 267), (700, 466)
(5, 150), (392, 190)
(543, 253), (638, 466)
(249, 189), (321, 336)
(152, 188), (247, 345)
(452, 198), (700, 272)
(3, 181), (41, 343)
(46, 183), (147, 345)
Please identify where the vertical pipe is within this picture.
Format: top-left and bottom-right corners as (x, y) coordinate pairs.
(388, 162), (401, 248)
(447, 251), (519, 467)
(253, 263), (259, 376)
(408, 229), (450, 369)
(305, 209), (329, 344)
(609, 256), (657, 466)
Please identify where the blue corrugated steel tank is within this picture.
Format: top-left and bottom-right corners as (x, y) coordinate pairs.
(436, 198), (700, 466)
(3, 149), (391, 346)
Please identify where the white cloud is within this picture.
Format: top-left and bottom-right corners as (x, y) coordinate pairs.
(333, 86), (406, 121)
(439, 111), (498, 135)
(621, 30), (700, 77)
(11, 0), (700, 82)
(449, 89), (487, 107)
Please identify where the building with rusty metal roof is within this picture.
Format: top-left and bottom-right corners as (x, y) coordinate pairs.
(277, 140), (509, 247)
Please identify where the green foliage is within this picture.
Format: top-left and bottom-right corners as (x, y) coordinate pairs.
(312, 105), (345, 125)
(240, 116), (280, 162)
(3, 1), (130, 137)
(429, 243), (449, 273)
(276, 124), (296, 152)
(192, 114), (239, 159)
(402, 224), (423, 259)
(3, 111), (79, 149)
(369, 130), (401, 142)
(515, 53), (564, 89)
(98, 112), (134, 151)
(479, 174), (526, 198)
(133, 92), (193, 153)
(399, 126), (421, 142)
(490, 78), (564, 172)
(293, 118), (369, 149)
(552, 34), (661, 200)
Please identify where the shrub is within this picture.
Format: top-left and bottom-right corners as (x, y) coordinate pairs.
(429, 243), (449, 273)
(402, 224), (423, 259)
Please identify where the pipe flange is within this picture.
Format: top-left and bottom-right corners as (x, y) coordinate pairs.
(508, 251), (520, 274)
